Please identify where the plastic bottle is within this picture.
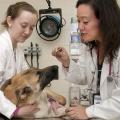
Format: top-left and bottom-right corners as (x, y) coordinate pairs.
(71, 17), (78, 34)
(68, 17), (81, 106)
(69, 17), (90, 106)
(69, 83), (80, 106)
(70, 17), (81, 62)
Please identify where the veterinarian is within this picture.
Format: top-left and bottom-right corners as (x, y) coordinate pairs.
(52, 0), (120, 119)
(0, 1), (40, 119)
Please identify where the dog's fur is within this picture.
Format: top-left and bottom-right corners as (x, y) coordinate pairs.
(1, 65), (66, 118)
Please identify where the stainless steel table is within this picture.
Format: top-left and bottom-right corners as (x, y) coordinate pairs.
(12, 118), (104, 120)
(0, 116), (104, 120)
(12, 118), (68, 120)
(0, 117), (63, 120)
(0, 114), (104, 120)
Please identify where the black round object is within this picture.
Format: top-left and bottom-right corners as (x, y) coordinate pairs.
(39, 16), (60, 37)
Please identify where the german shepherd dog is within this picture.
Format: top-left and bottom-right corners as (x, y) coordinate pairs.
(1, 65), (66, 118)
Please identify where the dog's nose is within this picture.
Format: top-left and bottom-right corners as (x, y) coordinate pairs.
(51, 65), (58, 71)
(50, 65), (58, 80)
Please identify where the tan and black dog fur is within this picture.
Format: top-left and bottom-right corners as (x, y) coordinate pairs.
(1, 65), (66, 118)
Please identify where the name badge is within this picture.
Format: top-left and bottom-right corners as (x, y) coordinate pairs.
(93, 93), (101, 105)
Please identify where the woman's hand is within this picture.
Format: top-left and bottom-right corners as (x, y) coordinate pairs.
(65, 105), (89, 120)
(14, 103), (40, 118)
(52, 47), (70, 68)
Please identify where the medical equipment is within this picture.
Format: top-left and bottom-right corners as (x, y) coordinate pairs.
(36, 44), (39, 68)
(30, 42), (33, 67)
(36, 0), (66, 41)
(24, 42), (41, 68)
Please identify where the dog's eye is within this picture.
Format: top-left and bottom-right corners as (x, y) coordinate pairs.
(16, 89), (20, 96)
(23, 87), (32, 94)
(37, 71), (43, 76)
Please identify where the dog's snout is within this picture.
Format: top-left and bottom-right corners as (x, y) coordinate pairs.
(51, 65), (58, 72)
(50, 65), (58, 80)
(39, 65), (59, 90)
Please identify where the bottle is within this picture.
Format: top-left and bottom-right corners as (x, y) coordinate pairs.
(69, 17), (89, 106)
(69, 83), (80, 106)
(71, 17), (78, 34)
(70, 17), (81, 62)
(69, 17), (81, 106)
(70, 32), (80, 61)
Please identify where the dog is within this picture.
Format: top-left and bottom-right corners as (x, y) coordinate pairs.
(1, 65), (66, 118)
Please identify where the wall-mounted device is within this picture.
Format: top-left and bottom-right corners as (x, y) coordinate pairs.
(36, 0), (66, 41)
(24, 42), (41, 68)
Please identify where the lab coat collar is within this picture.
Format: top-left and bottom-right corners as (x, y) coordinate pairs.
(100, 59), (109, 86)
(2, 30), (13, 52)
(91, 48), (109, 87)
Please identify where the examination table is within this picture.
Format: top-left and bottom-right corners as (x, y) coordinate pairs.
(0, 115), (104, 120)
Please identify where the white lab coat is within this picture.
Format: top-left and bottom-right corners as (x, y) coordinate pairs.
(0, 30), (29, 118)
(65, 44), (120, 120)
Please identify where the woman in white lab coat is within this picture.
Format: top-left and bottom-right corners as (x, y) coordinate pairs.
(0, 2), (39, 119)
(52, 0), (120, 119)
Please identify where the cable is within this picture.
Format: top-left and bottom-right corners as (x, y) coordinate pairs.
(30, 42), (33, 67)
(46, 0), (51, 9)
(24, 54), (31, 68)
(36, 44), (39, 68)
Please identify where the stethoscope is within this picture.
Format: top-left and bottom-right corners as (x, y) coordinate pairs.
(88, 49), (119, 93)
(106, 58), (113, 82)
(106, 57), (120, 88)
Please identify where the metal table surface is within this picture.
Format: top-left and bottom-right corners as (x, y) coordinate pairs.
(0, 117), (65, 120)
(0, 116), (104, 120)
(0, 114), (103, 120)
(12, 118), (103, 120)
(12, 118), (66, 120)
(11, 118), (103, 120)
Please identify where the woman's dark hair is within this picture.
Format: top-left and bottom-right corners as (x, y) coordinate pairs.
(76, 0), (120, 61)
(2, 1), (38, 28)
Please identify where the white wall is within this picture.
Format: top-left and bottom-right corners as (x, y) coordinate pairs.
(1, 0), (120, 105)
(0, 0), (77, 104)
